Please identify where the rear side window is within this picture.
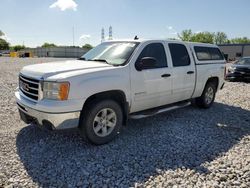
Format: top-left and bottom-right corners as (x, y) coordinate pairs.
(169, 43), (190, 67)
(194, 46), (224, 61)
(194, 47), (211, 60)
(137, 43), (167, 68)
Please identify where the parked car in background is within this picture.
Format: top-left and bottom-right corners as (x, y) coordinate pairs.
(16, 39), (226, 145)
(1, 51), (10, 57)
(226, 57), (250, 82)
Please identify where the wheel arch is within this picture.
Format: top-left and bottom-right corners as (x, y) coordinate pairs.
(206, 77), (219, 91)
(80, 90), (129, 126)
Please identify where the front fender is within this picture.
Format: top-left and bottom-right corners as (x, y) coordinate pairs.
(68, 67), (131, 104)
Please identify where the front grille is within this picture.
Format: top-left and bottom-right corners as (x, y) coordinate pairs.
(235, 67), (250, 73)
(19, 74), (39, 101)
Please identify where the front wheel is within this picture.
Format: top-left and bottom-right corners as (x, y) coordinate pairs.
(194, 82), (216, 108)
(79, 100), (123, 145)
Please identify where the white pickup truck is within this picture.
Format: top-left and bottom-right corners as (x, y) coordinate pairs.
(16, 39), (226, 145)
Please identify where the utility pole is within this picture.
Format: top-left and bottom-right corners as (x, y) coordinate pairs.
(72, 26), (75, 47)
(109, 26), (113, 40)
(101, 28), (105, 43)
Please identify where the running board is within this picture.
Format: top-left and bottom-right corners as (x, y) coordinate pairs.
(129, 101), (191, 119)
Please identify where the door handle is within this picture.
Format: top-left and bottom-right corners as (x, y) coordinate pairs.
(161, 74), (171, 78)
(187, 71), (194, 74)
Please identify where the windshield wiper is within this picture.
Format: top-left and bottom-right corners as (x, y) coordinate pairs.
(89, 59), (112, 65)
(77, 57), (86, 60)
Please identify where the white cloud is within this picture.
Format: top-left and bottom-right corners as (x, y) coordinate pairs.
(168, 26), (173, 30)
(79, 34), (91, 40)
(49, 0), (78, 11)
(167, 26), (177, 36)
(0, 34), (11, 41)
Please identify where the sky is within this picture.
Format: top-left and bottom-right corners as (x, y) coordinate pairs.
(0, 0), (250, 47)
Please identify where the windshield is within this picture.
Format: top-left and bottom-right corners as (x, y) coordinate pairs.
(236, 58), (250, 65)
(81, 42), (139, 65)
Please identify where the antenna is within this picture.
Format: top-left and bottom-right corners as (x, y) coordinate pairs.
(134, 35), (139, 40)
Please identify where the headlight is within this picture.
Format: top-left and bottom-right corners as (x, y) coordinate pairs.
(228, 67), (235, 73)
(43, 82), (70, 100)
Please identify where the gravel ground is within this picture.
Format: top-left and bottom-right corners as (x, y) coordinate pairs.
(0, 57), (250, 187)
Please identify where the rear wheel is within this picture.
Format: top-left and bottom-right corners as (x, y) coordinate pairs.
(194, 82), (216, 108)
(79, 100), (123, 145)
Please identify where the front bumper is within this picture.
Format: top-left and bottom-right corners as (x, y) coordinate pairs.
(15, 91), (81, 130)
(17, 103), (80, 130)
(226, 72), (250, 81)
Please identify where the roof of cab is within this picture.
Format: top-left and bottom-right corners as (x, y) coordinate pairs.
(104, 39), (220, 48)
(187, 42), (219, 48)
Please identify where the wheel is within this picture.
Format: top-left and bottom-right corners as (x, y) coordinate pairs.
(79, 100), (123, 145)
(194, 82), (216, 108)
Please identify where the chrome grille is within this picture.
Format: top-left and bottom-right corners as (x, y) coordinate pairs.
(19, 74), (39, 101)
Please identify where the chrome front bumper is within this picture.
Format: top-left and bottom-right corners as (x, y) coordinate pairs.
(17, 102), (81, 130)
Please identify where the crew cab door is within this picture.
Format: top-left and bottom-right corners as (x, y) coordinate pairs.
(130, 42), (173, 112)
(167, 42), (196, 102)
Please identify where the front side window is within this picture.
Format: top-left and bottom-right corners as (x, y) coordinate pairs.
(81, 42), (139, 65)
(169, 43), (190, 66)
(137, 43), (168, 69)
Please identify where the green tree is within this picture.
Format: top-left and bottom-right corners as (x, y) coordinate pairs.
(191, 32), (215, 44)
(0, 38), (9, 50)
(214, 32), (228, 44)
(41, 42), (57, 48)
(0, 30), (4, 36)
(82, 44), (93, 50)
(230, 37), (250, 44)
(178, 29), (193, 41)
(11, 45), (26, 51)
(168, 38), (178, 40)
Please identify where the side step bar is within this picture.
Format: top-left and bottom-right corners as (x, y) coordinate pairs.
(129, 101), (191, 119)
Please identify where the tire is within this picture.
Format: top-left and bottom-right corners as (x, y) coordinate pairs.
(194, 82), (216, 109)
(79, 100), (123, 145)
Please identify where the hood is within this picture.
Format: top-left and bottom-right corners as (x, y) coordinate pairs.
(20, 60), (113, 79)
(231, 64), (250, 69)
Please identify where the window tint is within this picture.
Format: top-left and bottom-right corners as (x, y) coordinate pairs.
(137, 43), (167, 68)
(194, 47), (211, 60)
(194, 46), (224, 61)
(209, 48), (224, 60)
(169, 43), (190, 67)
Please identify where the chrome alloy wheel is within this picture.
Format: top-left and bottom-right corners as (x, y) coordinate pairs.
(205, 86), (214, 105)
(93, 108), (117, 137)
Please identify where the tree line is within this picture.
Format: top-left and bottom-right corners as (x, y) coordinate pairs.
(1, 29), (250, 51)
(40, 43), (93, 50)
(177, 29), (250, 44)
(0, 30), (94, 51)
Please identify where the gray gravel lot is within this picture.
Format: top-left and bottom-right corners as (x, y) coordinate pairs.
(0, 57), (250, 187)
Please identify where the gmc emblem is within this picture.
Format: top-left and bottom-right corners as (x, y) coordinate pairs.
(20, 81), (29, 91)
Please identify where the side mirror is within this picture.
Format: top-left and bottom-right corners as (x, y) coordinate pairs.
(135, 57), (157, 71)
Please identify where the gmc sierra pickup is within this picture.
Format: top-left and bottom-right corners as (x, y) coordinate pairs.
(16, 39), (226, 145)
